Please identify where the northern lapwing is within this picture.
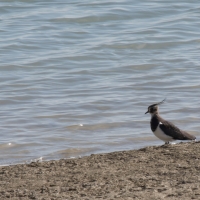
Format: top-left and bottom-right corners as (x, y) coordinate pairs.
(145, 99), (196, 144)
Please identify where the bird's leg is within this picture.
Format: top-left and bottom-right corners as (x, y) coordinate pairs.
(165, 141), (169, 145)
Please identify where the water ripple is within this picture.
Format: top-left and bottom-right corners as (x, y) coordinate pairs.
(0, 0), (200, 165)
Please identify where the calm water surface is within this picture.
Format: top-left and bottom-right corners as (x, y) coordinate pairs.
(0, 0), (200, 165)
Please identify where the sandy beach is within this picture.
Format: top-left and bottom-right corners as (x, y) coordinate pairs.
(1, 141), (200, 200)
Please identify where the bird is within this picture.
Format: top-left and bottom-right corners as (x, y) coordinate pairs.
(145, 99), (196, 144)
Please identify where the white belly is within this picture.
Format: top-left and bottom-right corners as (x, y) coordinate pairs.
(153, 124), (175, 142)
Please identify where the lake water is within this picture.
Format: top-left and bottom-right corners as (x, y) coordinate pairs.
(1, 0), (200, 165)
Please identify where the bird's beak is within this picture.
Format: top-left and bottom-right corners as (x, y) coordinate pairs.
(145, 110), (149, 114)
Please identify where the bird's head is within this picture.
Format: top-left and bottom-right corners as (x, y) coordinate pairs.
(145, 99), (165, 115)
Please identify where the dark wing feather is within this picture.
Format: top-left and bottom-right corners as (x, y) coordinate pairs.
(158, 116), (196, 140)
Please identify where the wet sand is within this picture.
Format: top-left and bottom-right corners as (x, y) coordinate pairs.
(0, 141), (200, 200)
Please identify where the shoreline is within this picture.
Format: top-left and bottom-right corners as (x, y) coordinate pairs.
(1, 141), (200, 199)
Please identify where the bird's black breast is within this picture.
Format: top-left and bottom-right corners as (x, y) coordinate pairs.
(150, 115), (159, 132)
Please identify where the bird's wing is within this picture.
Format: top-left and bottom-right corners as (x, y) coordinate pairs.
(158, 117), (196, 140)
